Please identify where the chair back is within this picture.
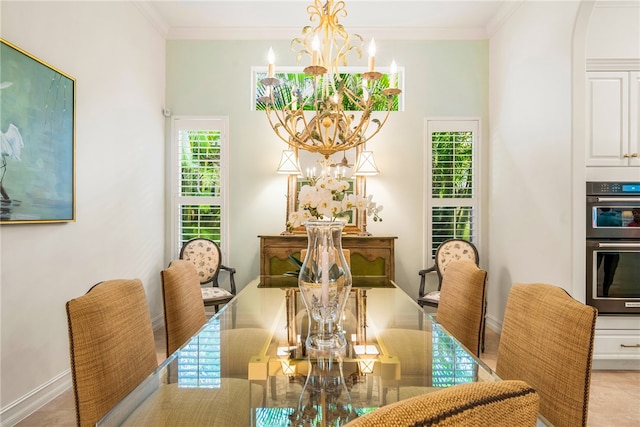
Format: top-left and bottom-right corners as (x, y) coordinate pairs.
(435, 238), (479, 282)
(343, 380), (539, 427)
(496, 283), (597, 427)
(66, 279), (158, 427)
(161, 260), (208, 356)
(436, 260), (487, 356)
(180, 238), (223, 285)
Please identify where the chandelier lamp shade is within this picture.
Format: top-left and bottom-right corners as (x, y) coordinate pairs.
(260, 0), (401, 158)
(353, 150), (380, 176)
(276, 149), (303, 175)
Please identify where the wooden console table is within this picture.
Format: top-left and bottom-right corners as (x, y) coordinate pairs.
(258, 234), (396, 280)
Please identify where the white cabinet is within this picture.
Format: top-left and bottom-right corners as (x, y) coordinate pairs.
(586, 71), (639, 167)
(593, 316), (640, 370)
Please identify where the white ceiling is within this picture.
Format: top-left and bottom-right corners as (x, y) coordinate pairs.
(135, 0), (524, 40)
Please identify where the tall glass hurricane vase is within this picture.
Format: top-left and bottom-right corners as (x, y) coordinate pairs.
(299, 221), (352, 352)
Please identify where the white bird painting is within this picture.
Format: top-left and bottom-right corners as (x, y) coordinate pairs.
(1, 81), (25, 202)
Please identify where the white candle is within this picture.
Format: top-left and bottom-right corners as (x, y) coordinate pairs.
(267, 47), (275, 78)
(291, 85), (298, 110)
(389, 59), (397, 88)
(312, 35), (320, 66)
(321, 249), (329, 307)
(367, 38), (376, 72)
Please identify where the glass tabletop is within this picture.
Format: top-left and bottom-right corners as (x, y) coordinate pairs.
(98, 276), (501, 426)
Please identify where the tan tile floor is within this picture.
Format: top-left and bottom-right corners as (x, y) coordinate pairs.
(15, 327), (640, 426)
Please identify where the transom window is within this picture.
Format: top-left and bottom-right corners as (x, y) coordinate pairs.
(252, 68), (403, 112)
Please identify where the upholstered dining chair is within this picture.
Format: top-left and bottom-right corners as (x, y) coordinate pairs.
(343, 380), (539, 427)
(66, 278), (158, 427)
(496, 283), (598, 427)
(161, 259), (208, 356)
(436, 260), (487, 357)
(179, 237), (236, 313)
(417, 238), (479, 308)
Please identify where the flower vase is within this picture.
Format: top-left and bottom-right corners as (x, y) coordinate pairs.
(299, 220), (352, 352)
(289, 355), (356, 426)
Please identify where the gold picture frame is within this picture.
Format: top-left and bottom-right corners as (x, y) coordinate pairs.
(283, 147), (369, 235)
(1, 39), (76, 223)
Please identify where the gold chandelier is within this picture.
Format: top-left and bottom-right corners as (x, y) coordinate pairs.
(260, 0), (401, 158)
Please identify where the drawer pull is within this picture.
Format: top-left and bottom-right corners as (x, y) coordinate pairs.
(620, 344), (640, 348)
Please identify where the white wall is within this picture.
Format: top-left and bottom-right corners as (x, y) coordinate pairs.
(487, 1), (581, 329)
(165, 39), (490, 297)
(0, 1), (166, 423)
(587, 1), (640, 59)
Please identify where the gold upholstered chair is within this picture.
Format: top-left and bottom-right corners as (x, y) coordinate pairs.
(66, 279), (158, 427)
(179, 237), (236, 313)
(343, 380), (539, 427)
(436, 260), (487, 357)
(161, 259), (208, 357)
(496, 283), (598, 427)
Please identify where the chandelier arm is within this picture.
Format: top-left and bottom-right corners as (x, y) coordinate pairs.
(342, 86), (369, 111)
(354, 100), (395, 147)
(296, 110), (313, 147)
(266, 104), (300, 146)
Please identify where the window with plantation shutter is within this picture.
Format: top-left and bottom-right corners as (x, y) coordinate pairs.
(177, 319), (222, 388)
(425, 120), (480, 259)
(171, 117), (229, 257)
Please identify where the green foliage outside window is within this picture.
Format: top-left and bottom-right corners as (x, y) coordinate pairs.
(431, 131), (474, 253)
(255, 72), (399, 112)
(179, 130), (223, 245)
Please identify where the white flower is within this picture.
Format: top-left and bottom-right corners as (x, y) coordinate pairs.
(287, 175), (383, 231)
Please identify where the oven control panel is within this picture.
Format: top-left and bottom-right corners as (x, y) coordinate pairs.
(587, 182), (640, 195)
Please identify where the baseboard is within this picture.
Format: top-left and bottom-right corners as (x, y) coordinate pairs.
(593, 357), (640, 370)
(0, 318), (165, 427)
(0, 370), (71, 427)
(151, 312), (164, 331)
(485, 313), (502, 334)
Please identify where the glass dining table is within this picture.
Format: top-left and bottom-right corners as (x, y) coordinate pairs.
(97, 275), (534, 426)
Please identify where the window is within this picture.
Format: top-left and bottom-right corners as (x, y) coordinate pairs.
(176, 319), (221, 388)
(252, 67), (403, 112)
(425, 119), (480, 258)
(431, 324), (476, 387)
(171, 117), (229, 256)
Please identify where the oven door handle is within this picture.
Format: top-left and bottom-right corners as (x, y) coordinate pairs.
(596, 242), (640, 249)
(595, 196), (640, 202)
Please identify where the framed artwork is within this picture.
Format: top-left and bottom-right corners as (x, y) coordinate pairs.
(284, 148), (369, 235)
(0, 39), (75, 224)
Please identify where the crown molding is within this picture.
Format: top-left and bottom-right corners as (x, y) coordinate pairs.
(484, 0), (523, 37)
(133, 1), (169, 38)
(166, 26), (490, 41)
(594, 1), (640, 9)
(587, 58), (640, 71)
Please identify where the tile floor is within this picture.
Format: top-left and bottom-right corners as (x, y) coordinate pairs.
(14, 327), (640, 426)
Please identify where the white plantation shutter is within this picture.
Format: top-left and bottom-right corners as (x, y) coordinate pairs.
(425, 120), (480, 258)
(177, 319), (222, 388)
(172, 117), (229, 257)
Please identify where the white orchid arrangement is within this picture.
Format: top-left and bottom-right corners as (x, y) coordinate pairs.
(287, 174), (383, 231)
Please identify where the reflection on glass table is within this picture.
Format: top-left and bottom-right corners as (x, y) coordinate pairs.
(98, 276), (522, 427)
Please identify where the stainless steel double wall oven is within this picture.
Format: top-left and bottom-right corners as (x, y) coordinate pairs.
(586, 182), (640, 315)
